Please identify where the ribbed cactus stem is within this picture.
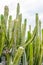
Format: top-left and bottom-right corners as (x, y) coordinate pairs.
(16, 14), (22, 46)
(0, 15), (5, 56)
(23, 50), (27, 65)
(13, 46), (24, 65)
(0, 26), (2, 56)
(4, 6), (9, 35)
(4, 6), (9, 18)
(16, 3), (20, 18)
(8, 15), (12, 40)
(21, 19), (27, 44)
(39, 20), (41, 40)
(36, 13), (39, 37)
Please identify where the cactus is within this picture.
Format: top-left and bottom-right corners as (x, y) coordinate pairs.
(4, 6), (9, 36)
(16, 3), (20, 18)
(0, 15), (5, 56)
(0, 3), (43, 65)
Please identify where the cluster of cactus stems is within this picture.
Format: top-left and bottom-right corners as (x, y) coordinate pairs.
(0, 3), (43, 65)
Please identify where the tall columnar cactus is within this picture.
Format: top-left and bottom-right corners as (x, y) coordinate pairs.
(0, 3), (42, 65)
(4, 6), (9, 35)
(25, 25), (33, 65)
(21, 19), (27, 44)
(38, 20), (41, 40)
(15, 14), (22, 47)
(33, 13), (42, 65)
(23, 50), (27, 65)
(4, 6), (9, 18)
(25, 29), (31, 61)
(0, 15), (5, 56)
(36, 14), (42, 65)
(36, 13), (39, 36)
(8, 15), (12, 40)
(42, 29), (43, 63)
(38, 20), (42, 65)
(13, 47), (24, 65)
(16, 3), (20, 18)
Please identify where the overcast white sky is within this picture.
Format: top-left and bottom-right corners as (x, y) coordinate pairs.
(0, 0), (43, 31)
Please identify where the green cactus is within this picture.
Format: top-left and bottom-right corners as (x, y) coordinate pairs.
(0, 3), (42, 65)
(0, 15), (5, 56)
(16, 3), (20, 18)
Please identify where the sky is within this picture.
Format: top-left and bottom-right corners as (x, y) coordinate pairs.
(0, 0), (43, 32)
